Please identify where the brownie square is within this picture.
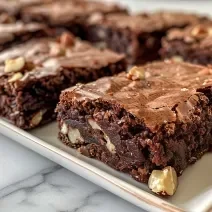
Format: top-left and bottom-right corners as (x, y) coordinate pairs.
(161, 23), (212, 65)
(56, 61), (212, 194)
(82, 12), (209, 64)
(0, 20), (49, 51)
(21, 0), (127, 27)
(0, 33), (126, 129)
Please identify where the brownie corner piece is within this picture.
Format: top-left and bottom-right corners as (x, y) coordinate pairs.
(160, 22), (212, 65)
(56, 61), (212, 195)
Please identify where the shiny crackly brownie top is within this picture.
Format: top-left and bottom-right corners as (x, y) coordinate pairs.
(22, 0), (127, 25)
(0, 32), (125, 67)
(61, 61), (212, 132)
(0, 33), (125, 91)
(165, 22), (212, 48)
(87, 11), (209, 34)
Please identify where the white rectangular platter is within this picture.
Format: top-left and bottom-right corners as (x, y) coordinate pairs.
(0, 1), (212, 211)
(0, 119), (212, 212)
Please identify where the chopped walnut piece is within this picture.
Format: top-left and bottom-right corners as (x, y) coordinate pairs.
(88, 119), (116, 154)
(4, 57), (25, 73)
(60, 33), (75, 47)
(30, 110), (45, 127)
(171, 56), (184, 62)
(191, 26), (212, 39)
(61, 122), (68, 134)
(67, 127), (84, 144)
(148, 166), (178, 196)
(49, 42), (66, 56)
(127, 66), (146, 81)
(8, 72), (23, 82)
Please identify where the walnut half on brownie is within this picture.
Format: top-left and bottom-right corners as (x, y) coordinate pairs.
(56, 61), (212, 196)
(0, 33), (126, 129)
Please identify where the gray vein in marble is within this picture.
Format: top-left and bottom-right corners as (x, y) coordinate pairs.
(0, 167), (142, 212)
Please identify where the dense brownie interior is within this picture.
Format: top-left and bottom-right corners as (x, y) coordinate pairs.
(56, 62), (212, 183)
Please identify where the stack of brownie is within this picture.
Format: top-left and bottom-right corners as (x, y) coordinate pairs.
(0, 0), (212, 197)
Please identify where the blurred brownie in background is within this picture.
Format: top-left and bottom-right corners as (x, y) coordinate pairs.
(21, 0), (127, 29)
(161, 23), (212, 65)
(0, 33), (126, 129)
(0, 0), (53, 17)
(0, 20), (49, 52)
(82, 12), (209, 64)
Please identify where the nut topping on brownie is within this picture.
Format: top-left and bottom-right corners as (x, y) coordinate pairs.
(8, 72), (23, 82)
(4, 57), (25, 73)
(191, 25), (212, 39)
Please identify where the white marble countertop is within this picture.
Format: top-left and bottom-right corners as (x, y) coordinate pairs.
(0, 134), (143, 212)
(1, 1), (212, 212)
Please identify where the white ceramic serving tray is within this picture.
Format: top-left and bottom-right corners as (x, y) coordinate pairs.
(0, 1), (212, 211)
(0, 119), (211, 212)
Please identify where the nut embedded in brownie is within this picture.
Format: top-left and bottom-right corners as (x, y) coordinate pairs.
(160, 22), (212, 65)
(82, 12), (209, 64)
(0, 33), (127, 129)
(56, 61), (212, 195)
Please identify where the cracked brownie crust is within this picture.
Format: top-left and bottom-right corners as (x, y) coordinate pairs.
(56, 61), (212, 183)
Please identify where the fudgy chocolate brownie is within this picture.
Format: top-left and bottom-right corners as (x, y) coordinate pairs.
(0, 21), (49, 51)
(0, 0), (53, 16)
(161, 23), (212, 65)
(0, 33), (126, 129)
(56, 61), (212, 192)
(82, 12), (209, 64)
(21, 0), (127, 28)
